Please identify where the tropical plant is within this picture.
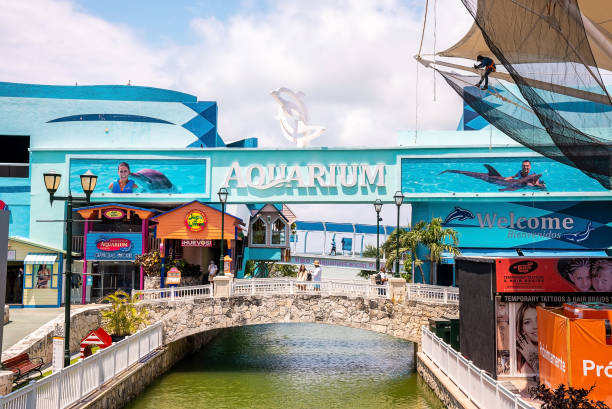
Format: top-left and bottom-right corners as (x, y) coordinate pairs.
(269, 263), (298, 278)
(529, 383), (610, 409)
(134, 251), (161, 277)
(362, 244), (379, 258)
(421, 218), (461, 284)
(101, 290), (149, 337)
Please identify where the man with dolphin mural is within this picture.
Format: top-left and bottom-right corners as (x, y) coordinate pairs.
(504, 160), (545, 188)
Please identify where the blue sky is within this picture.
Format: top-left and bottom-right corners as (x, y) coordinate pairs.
(0, 0), (472, 224)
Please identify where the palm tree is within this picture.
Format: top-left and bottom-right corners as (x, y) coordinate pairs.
(421, 217), (461, 284)
(381, 221), (427, 283)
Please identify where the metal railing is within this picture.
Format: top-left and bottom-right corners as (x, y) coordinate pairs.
(406, 283), (459, 304)
(132, 285), (213, 301)
(421, 326), (534, 409)
(0, 322), (163, 409)
(231, 279), (389, 298)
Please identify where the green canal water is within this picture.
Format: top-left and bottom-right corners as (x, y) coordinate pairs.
(125, 323), (445, 409)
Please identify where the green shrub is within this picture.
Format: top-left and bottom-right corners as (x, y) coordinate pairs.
(102, 290), (149, 337)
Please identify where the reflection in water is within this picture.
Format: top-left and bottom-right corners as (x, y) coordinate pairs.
(125, 323), (445, 409)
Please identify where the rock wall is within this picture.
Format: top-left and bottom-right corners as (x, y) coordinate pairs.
(1, 305), (105, 365)
(143, 295), (459, 345)
(82, 330), (220, 409)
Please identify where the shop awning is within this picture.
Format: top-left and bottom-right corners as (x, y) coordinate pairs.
(24, 253), (58, 264)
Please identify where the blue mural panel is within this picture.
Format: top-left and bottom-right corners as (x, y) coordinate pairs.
(413, 201), (612, 250)
(401, 156), (607, 194)
(85, 232), (143, 261)
(69, 158), (207, 196)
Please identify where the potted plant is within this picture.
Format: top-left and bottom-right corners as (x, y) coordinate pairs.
(101, 290), (149, 342)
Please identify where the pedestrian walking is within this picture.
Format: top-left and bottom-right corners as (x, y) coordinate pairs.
(377, 266), (388, 296)
(296, 264), (307, 290)
(208, 260), (218, 284)
(312, 260), (322, 290)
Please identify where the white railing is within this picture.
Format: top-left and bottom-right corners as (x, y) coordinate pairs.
(132, 285), (212, 301)
(0, 322), (163, 409)
(421, 326), (535, 409)
(231, 279), (389, 299)
(129, 280), (459, 304)
(406, 283), (459, 304)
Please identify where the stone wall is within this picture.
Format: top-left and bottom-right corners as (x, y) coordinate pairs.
(82, 330), (219, 409)
(143, 295), (459, 345)
(1, 305), (105, 365)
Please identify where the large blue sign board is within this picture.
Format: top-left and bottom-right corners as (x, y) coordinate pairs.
(85, 232), (143, 261)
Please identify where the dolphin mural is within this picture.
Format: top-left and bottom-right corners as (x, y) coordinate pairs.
(130, 169), (175, 193)
(439, 164), (547, 192)
(444, 206), (475, 224)
(561, 221), (594, 243)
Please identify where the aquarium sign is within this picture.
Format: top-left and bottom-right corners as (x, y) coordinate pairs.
(85, 233), (142, 260)
(185, 210), (207, 232)
(222, 162), (386, 190)
(103, 208), (125, 220)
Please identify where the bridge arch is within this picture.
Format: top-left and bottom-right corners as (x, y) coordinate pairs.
(144, 294), (458, 345)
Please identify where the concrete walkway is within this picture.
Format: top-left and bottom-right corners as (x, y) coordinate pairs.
(2, 308), (64, 351)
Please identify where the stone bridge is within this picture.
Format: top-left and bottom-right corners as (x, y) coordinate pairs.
(140, 279), (459, 345)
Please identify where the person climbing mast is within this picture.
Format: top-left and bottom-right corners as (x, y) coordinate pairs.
(474, 55), (496, 90)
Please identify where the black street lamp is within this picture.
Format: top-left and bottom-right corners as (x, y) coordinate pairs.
(373, 199), (383, 273)
(218, 187), (228, 276)
(394, 191), (404, 278)
(43, 170), (98, 368)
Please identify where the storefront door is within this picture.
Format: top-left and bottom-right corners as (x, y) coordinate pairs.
(91, 262), (137, 301)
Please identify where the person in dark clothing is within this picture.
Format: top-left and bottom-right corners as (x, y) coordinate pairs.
(474, 55), (496, 90)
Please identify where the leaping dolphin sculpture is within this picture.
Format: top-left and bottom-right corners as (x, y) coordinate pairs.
(439, 164), (547, 192)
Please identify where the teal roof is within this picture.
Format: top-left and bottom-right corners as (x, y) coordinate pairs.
(0, 82), (197, 103)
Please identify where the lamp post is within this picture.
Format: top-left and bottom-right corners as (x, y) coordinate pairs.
(218, 187), (228, 276)
(373, 199), (383, 273)
(43, 170), (97, 368)
(394, 191), (404, 278)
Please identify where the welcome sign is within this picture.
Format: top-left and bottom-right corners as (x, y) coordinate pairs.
(85, 232), (143, 261)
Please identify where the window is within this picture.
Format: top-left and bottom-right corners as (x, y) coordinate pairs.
(24, 263), (58, 289)
(251, 218), (266, 245)
(0, 135), (29, 178)
(271, 219), (286, 245)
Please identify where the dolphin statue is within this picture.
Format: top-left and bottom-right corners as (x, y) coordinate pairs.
(439, 164), (547, 192)
(444, 206), (475, 224)
(130, 169), (175, 192)
(561, 221), (594, 243)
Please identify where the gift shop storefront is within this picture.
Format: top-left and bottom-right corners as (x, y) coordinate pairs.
(151, 200), (244, 285)
(75, 204), (157, 303)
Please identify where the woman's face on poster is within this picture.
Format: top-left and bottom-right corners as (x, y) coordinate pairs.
(118, 165), (130, 181)
(569, 265), (591, 292)
(522, 307), (538, 344)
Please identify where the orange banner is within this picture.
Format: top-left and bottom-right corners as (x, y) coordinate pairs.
(537, 307), (612, 406)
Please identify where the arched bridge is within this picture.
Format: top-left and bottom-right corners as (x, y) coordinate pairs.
(134, 279), (459, 345)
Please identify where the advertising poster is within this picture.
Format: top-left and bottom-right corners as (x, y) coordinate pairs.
(496, 258), (612, 303)
(85, 232), (143, 261)
(401, 156), (607, 195)
(496, 300), (543, 378)
(32, 263), (53, 288)
(69, 158), (207, 196)
(537, 308), (569, 390)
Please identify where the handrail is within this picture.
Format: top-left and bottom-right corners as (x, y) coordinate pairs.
(421, 326), (535, 409)
(0, 322), (163, 409)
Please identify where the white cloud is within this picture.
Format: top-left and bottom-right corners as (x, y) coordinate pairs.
(0, 0), (473, 223)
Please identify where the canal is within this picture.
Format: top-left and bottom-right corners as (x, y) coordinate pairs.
(125, 323), (445, 409)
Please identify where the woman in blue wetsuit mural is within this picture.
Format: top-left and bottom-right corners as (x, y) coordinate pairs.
(108, 162), (139, 193)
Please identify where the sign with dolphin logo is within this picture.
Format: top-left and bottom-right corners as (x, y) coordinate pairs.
(444, 206), (475, 224)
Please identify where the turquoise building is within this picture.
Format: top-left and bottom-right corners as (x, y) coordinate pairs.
(0, 81), (610, 305)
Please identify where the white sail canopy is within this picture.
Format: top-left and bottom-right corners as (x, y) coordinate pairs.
(438, 0), (612, 72)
